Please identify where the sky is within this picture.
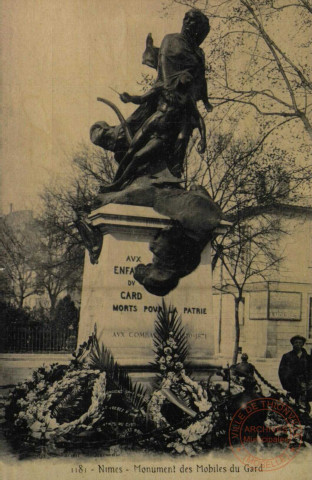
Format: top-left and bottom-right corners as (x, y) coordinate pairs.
(0, 0), (187, 214)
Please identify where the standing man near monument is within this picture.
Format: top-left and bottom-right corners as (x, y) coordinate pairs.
(278, 335), (312, 411)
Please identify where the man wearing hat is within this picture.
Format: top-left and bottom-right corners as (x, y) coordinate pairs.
(278, 335), (312, 411)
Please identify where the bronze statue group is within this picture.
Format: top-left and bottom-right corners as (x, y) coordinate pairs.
(87, 9), (223, 296)
(91, 8), (213, 188)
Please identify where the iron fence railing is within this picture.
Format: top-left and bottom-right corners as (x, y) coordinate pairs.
(0, 325), (77, 353)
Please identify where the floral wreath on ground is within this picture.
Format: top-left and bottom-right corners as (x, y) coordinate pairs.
(14, 367), (106, 439)
(5, 331), (148, 449)
(146, 306), (225, 455)
(4, 303), (312, 456)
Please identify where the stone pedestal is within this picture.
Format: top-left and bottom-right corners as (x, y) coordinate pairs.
(78, 204), (218, 369)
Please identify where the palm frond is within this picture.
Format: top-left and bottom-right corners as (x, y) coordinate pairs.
(86, 330), (148, 411)
(153, 300), (189, 367)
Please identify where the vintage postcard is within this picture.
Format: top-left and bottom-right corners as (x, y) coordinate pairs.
(1, 1), (311, 479)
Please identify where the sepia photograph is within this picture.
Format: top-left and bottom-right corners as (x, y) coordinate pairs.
(1, 1), (312, 478)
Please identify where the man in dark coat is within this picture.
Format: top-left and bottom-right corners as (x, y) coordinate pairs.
(278, 335), (312, 410)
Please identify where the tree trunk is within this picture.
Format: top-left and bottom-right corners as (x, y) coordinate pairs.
(49, 294), (58, 317)
(17, 286), (24, 309)
(232, 296), (242, 364)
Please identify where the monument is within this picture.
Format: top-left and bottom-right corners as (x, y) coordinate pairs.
(77, 9), (229, 374)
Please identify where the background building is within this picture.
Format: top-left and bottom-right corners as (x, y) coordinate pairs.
(213, 204), (312, 361)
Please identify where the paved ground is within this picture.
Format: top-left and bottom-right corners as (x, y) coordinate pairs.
(0, 353), (72, 387)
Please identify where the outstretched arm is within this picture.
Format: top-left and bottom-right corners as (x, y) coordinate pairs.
(120, 86), (161, 105)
